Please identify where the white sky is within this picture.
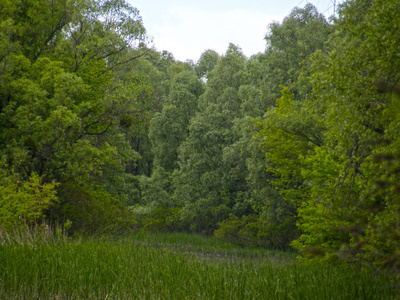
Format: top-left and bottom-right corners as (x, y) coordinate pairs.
(127, 0), (342, 62)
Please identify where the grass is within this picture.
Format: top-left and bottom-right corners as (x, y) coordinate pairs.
(0, 228), (395, 299)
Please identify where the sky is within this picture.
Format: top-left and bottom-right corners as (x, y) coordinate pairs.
(127, 0), (342, 62)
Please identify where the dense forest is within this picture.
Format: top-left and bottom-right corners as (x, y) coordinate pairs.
(1, 0), (399, 282)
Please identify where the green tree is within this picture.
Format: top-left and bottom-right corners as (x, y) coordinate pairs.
(256, 87), (324, 206)
(171, 44), (247, 233)
(0, 0), (151, 233)
(150, 70), (203, 172)
(248, 4), (332, 250)
(262, 3), (332, 104)
(195, 49), (220, 79)
(288, 0), (400, 279)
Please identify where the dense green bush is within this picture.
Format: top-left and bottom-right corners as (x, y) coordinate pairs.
(215, 214), (297, 250)
(137, 207), (191, 233)
(0, 171), (58, 229)
(51, 184), (135, 236)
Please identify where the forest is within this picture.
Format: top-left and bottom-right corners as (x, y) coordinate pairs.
(0, 0), (399, 294)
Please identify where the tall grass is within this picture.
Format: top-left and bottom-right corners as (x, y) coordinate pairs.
(0, 230), (395, 299)
(0, 222), (67, 246)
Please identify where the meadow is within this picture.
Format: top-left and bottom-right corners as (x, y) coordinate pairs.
(0, 227), (395, 299)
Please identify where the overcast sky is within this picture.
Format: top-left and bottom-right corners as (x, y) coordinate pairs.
(127, 0), (341, 62)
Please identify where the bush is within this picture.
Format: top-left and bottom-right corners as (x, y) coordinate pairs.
(0, 172), (58, 230)
(137, 207), (190, 233)
(52, 183), (136, 236)
(215, 214), (298, 250)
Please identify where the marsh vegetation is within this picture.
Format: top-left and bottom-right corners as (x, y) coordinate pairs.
(0, 228), (394, 299)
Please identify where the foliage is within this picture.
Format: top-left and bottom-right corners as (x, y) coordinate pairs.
(0, 0), (152, 233)
(136, 207), (190, 233)
(215, 214), (297, 250)
(149, 69), (203, 172)
(170, 44), (248, 233)
(0, 171), (58, 229)
(246, 0), (400, 282)
(3, 0), (400, 284)
(132, 5), (333, 252)
(263, 3), (332, 104)
(195, 49), (220, 79)
(281, 0), (400, 280)
(52, 183), (135, 236)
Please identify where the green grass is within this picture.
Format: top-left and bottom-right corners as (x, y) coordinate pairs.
(0, 231), (395, 299)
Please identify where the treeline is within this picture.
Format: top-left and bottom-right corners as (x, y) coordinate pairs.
(1, 0), (399, 280)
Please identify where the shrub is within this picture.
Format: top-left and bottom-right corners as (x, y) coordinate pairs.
(215, 214), (298, 250)
(138, 207), (190, 233)
(0, 172), (58, 230)
(52, 183), (136, 236)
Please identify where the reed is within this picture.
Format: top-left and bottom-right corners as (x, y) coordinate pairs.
(0, 231), (394, 299)
(0, 222), (67, 246)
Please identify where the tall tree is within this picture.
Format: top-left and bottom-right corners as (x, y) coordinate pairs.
(0, 0), (152, 232)
(171, 44), (246, 233)
(281, 0), (400, 279)
(262, 3), (332, 104)
(195, 49), (220, 80)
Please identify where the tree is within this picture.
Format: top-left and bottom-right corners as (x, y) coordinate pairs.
(149, 70), (203, 172)
(0, 0), (151, 233)
(262, 3), (332, 105)
(248, 4), (333, 251)
(195, 50), (220, 79)
(170, 45), (248, 233)
(287, 0), (400, 278)
(256, 87), (324, 205)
